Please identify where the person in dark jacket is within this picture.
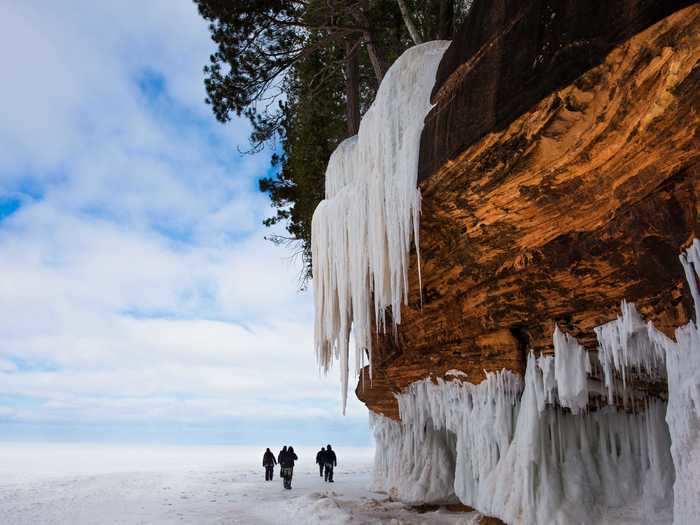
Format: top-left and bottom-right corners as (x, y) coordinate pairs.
(277, 446), (287, 465)
(315, 446), (326, 477)
(323, 444), (337, 482)
(262, 448), (277, 481)
(280, 445), (298, 489)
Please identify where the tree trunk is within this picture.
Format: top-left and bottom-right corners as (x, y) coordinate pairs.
(354, 0), (388, 84)
(344, 39), (361, 136)
(364, 34), (387, 83)
(397, 0), (423, 45)
(437, 0), (454, 40)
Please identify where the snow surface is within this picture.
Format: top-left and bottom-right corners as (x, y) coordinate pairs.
(312, 41), (450, 412)
(371, 240), (700, 525)
(0, 444), (480, 525)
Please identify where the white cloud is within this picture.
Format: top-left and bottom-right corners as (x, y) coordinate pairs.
(0, 0), (368, 441)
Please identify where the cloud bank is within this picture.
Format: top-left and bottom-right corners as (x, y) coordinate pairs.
(0, 0), (369, 445)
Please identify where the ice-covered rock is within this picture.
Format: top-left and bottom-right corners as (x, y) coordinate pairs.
(373, 353), (673, 524)
(371, 240), (700, 524)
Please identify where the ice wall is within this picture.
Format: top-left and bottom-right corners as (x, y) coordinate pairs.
(592, 242), (700, 524)
(371, 412), (458, 503)
(650, 243), (700, 525)
(311, 41), (450, 411)
(373, 356), (673, 524)
(372, 241), (700, 524)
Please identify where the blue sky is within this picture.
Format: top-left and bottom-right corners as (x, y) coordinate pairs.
(0, 0), (370, 446)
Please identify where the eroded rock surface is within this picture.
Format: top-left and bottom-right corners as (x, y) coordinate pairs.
(357, 1), (700, 420)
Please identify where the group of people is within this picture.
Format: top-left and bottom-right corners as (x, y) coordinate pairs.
(261, 444), (337, 489)
(315, 445), (337, 483)
(262, 445), (299, 489)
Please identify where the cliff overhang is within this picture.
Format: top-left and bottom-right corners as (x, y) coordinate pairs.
(357, 0), (700, 421)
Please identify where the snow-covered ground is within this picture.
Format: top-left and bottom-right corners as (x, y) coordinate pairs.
(0, 444), (479, 525)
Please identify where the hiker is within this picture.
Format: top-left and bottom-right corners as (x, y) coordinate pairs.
(277, 445), (287, 465)
(323, 444), (337, 483)
(262, 447), (276, 481)
(315, 446), (326, 477)
(280, 445), (298, 489)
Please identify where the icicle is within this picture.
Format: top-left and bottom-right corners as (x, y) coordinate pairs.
(553, 325), (590, 414)
(594, 300), (667, 405)
(375, 358), (674, 524)
(679, 238), (700, 324)
(537, 354), (556, 405)
(312, 42), (450, 411)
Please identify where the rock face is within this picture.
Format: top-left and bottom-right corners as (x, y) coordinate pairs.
(357, 0), (700, 420)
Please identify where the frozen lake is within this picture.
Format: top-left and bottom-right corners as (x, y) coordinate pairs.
(0, 444), (478, 524)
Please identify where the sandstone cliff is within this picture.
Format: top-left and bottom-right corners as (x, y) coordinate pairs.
(357, 0), (700, 420)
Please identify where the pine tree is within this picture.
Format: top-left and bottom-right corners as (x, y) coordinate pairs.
(195, 0), (471, 282)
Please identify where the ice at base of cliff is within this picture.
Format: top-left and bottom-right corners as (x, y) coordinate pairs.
(371, 240), (700, 525)
(373, 370), (674, 525)
(311, 41), (450, 412)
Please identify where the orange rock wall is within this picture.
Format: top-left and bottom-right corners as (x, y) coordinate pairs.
(358, 5), (700, 420)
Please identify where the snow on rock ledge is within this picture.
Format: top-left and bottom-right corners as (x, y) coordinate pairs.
(372, 240), (700, 525)
(311, 41), (450, 411)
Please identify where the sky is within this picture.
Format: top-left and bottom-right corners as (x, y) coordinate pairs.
(0, 0), (370, 446)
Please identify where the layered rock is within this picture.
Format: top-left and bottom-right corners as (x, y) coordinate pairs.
(357, 0), (700, 420)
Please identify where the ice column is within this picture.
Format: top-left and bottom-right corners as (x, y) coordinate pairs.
(553, 325), (590, 414)
(311, 41), (450, 411)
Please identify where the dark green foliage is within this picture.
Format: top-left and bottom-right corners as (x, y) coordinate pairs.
(195, 0), (470, 284)
(258, 39), (348, 281)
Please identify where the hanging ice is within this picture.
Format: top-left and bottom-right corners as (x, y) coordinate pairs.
(680, 238), (700, 325)
(373, 357), (673, 524)
(650, 241), (700, 525)
(311, 41), (450, 411)
(594, 300), (666, 405)
(371, 240), (700, 524)
(553, 325), (590, 414)
(591, 242), (700, 524)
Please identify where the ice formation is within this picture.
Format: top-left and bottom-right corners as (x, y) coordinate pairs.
(552, 325), (590, 414)
(594, 300), (666, 406)
(311, 41), (450, 410)
(373, 356), (673, 524)
(371, 241), (700, 524)
(651, 242), (700, 525)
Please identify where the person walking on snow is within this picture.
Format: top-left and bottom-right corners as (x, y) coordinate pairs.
(280, 446), (298, 489)
(277, 445), (287, 465)
(316, 446), (326, 477)
(262, 447), (276, 481)
(324, 444), (337, 483)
